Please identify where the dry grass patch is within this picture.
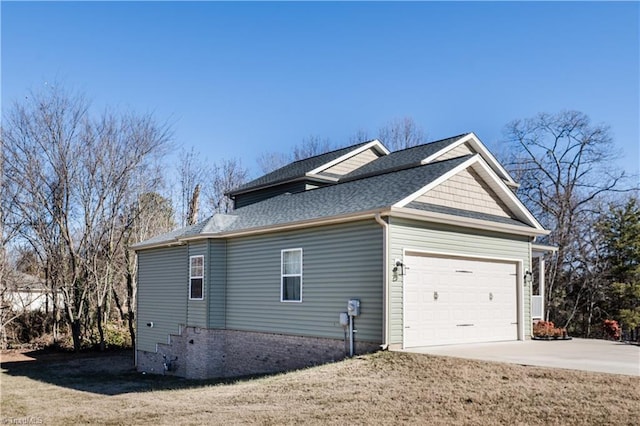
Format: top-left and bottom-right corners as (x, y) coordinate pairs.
(1, 349), (638, 425)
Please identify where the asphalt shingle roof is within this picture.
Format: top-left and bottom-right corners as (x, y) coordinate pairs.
(342, 133), (469, 180)
(405, 201), (529, 227)
(229, 141), (374, 194)
(133, 155), (473, 248)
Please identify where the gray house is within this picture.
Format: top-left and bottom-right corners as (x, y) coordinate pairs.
(133, 133), (551, 379)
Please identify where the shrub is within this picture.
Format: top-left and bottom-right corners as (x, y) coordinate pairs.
(603, 319), (621, 340)
(103, 323), (132, 349)
(533, 321), (567, 339)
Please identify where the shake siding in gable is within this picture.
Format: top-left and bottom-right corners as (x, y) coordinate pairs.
(208, 239), (227, 328)
(321, 148), (381, 176)
(416, 168), (513, 218)
(387, 217), (531, 346)
(433, 142), (475, 162)
(137, 245), (188, 352)
(187, 242), (208, 327)
(225, 220), (383, 342)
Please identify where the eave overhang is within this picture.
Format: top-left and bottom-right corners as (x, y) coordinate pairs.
(390, 206), (550, 237)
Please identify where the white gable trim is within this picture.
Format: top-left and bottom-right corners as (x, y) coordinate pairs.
(306, 139), (389, 176)
(394, 155), (545, 231)
(421, 132), (519, 188)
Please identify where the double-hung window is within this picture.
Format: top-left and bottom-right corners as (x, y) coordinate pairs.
(189, 255), (204, 300)
(281, 248), (302, 302)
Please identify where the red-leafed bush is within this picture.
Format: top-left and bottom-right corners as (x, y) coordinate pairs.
(533, 321), (567, 339)
(603, 319), (621, 340)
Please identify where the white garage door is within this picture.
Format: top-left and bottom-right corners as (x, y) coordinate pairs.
(404, 254), (518, 348)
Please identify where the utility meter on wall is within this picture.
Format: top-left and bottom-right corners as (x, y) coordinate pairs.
(347, 299), (360, 316)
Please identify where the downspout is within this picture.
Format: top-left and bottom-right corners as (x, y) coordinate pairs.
(375, 213), (389, 350)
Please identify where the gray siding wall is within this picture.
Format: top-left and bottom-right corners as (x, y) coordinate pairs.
(388, 218), (531, 345)
(187, 242), (208, 327)
(225, 220), (383, 342)
(234, 181), (308, 208)
(137, 245), (188, 352)
(208, 239), (227, 328)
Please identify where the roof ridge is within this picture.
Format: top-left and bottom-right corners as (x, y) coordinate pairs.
(385, 132), (470, 154)
(338, 153), (475, 184)
(286, 139), (376, 166)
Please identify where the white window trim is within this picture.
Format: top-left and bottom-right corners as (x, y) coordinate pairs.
(189, 255), (205, 301)
(281, 248), (303, 303)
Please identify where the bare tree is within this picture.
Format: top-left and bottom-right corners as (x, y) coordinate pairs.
(176, 148), (207, 226)
(206, 159), (248, 214)
(256, 151), (290, 174)
(80, 110), (171, 350)
(2, 84), (171, 350)
(502, 110), (630, 330)
(293, 135), (334, 160)
(186, 184), (201, 225)
(348, 129), (371, 145)
(2, 85), (90, 350)
(378, 117), (426, 151)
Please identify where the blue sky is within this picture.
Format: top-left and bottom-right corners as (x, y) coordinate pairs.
(2, 1), (638, 180)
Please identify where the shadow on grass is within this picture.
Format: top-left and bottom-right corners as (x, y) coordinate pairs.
(0, 349), (265, 396)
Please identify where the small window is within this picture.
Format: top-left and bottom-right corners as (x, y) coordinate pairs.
(189, 255), (204, 300)
(281, 248), (302, 302)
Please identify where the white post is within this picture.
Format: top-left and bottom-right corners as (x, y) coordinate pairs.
(539, 257), (545, 321)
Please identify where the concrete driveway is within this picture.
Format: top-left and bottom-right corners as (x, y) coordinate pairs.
(404, 338), (639, 376)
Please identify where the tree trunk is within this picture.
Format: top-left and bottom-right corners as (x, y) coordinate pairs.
(71, 319), (82, 352)
(97, 305), (105, 352)
(126, 270), (136, 346)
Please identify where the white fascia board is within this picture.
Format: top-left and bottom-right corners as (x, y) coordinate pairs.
(421, 132), (519, 188)
(393, 154), (480, 208)
(306, 139), (390, 176)
(532, 243), (558, 254)
(391, 207), (550, 237)
(469, 158), (545, 231)
(420, 132), (475, 165)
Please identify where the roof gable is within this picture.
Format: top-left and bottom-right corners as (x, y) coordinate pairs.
(309, 140), (388, 179)
(229, 140), (387, 196)
(414, 167), (514, 219)
(394, 154), (544, 230)
(421, 132), (518, 188)
(342, 133), (469, 180)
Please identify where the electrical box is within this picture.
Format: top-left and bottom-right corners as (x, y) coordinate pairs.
(339, 312), (349, 326)
(347, 299), (360, 316)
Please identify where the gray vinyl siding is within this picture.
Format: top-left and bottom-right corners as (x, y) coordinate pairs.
(208, 239), (227, 328)
(225, 220), (383, 342)
(137, 246), (188, 352)
(388, 217), (531, 346)
(187, 242), (208, 327)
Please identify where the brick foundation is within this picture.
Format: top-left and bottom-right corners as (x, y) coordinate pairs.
(137, 328), (379, 379)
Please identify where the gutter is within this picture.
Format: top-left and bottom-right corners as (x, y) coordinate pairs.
(131, 210), (391, 251)
(374, 213), (390, 350)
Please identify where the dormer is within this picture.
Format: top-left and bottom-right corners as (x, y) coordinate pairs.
(227, 140), (389, 209)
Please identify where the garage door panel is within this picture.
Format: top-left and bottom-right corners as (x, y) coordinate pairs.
(404, 254), (518, 347)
